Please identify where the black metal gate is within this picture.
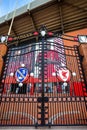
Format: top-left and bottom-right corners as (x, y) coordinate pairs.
(0, 37), (87, 126)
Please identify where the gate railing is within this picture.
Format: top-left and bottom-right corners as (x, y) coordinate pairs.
(0, 36), (87, 126)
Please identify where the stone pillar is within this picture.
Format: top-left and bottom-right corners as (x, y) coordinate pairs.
(79, 44), (87, 83)
(0, 44), (8, 77)
(0, 44), (8, 56)
(0, 56), (3, 77)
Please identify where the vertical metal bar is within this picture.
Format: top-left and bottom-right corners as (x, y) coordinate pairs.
(75, 46), (87, 124)
(41, 37), (45, 125)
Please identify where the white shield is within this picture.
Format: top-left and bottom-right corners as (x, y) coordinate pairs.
(59, 68), (70, 82)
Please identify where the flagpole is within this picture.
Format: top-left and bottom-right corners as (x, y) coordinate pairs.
(8, 0), (17, 36)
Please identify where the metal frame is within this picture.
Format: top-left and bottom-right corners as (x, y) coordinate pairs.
(0, 36), (87, 127)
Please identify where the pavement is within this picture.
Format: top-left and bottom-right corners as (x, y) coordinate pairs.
(0, 126), (87, 130)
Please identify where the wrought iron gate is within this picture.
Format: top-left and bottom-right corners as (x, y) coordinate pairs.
(0, 37), (87, 126)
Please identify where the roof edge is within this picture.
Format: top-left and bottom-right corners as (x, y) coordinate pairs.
(0, 0), (52, 25)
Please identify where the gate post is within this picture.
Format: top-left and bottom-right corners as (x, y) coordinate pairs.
(0, 43), (8, 103)
(79, 44), (87, 85)
(0, 44), (8, 77)
(39, 25), (48, 125)
(41, 36), (45, 125)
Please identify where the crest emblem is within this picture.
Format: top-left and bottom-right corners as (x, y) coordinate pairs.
(58, 68), (71, 82)
(15, 67), (29, 83)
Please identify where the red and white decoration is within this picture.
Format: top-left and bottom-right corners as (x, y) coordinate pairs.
(58, 68), (71, 82)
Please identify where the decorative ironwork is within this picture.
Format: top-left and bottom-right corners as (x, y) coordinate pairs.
(0, 36), (87, 127)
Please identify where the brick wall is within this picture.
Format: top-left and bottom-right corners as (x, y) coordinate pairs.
(63, 28), (87, 46)
(63, 28), (87, 83)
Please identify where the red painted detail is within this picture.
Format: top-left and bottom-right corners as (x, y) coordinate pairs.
(48, 32), (53, 36)
(33, 32), (39, 36)
(30, 85), (34, 95)
(70, 82), (86, 96)
(58, 68), (71, 82)
(8, 37), (13, 41)
(70, 82), (73, 96)
(74, 82), (84, 96)
(2, 76), (87, 96)
(74, 37), (78, 41)
(3, 76), (59, 84)
(62, 71), (67, 78)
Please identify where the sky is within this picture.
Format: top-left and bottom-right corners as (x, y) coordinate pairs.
(0, 0), (34, 17)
